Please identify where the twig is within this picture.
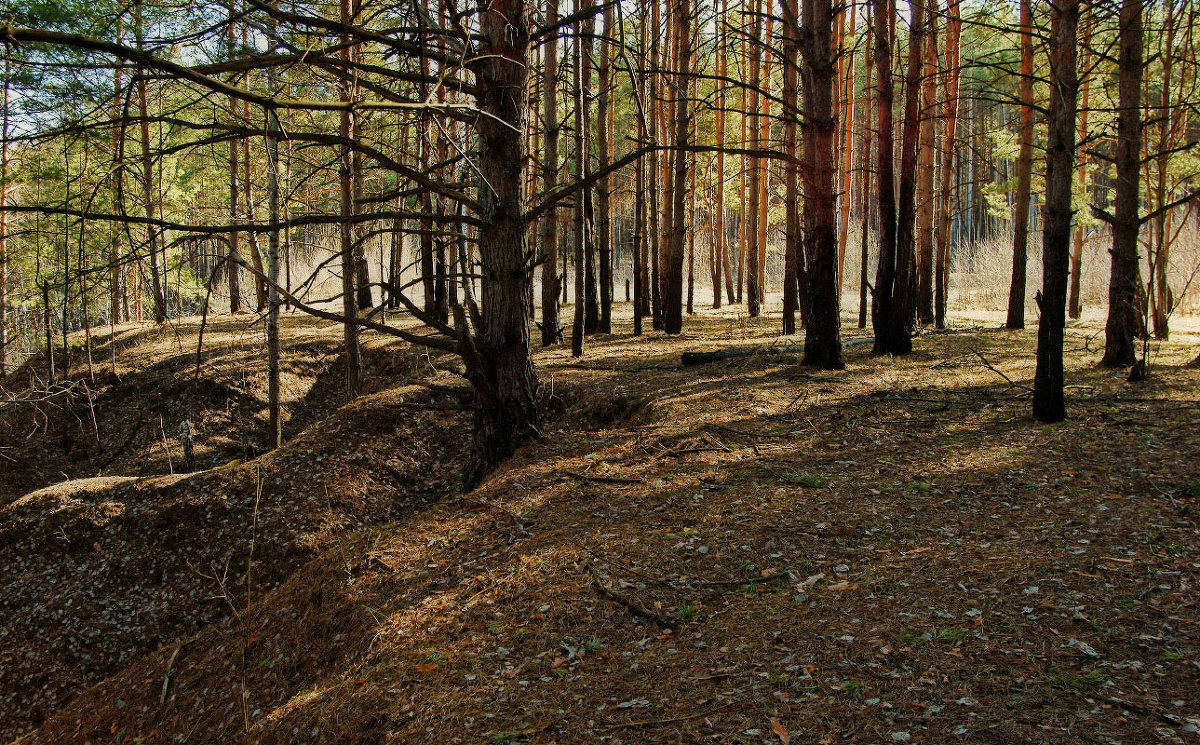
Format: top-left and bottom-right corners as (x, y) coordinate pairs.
(561, 469), (642, 484)
(969, 347), (1033, 392)
(454, 496), (531, 536)
(159, 640), (192, 705)
(599, 701), (737, 729)
(159, 414), (174, 474)
(587, 566), (679, 630)
(1090, 694), (1183, 726)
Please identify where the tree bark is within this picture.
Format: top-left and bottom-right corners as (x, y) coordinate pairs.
(662, 0), (691, 335)
(1006, 0), (1036, 329)
(1068, 8), (1093, 320)
(745, 0), (764, 317)
(858, 0), (875, 330)
(571, 0), (591, 356)
(915, 1), (938, 326)
(265, 6), (282, 449)
(782, 0), (802, 336)
(1101, 0), (1144, 368)
(460, 0), (540, 488)
(713, 0), (728, 308)
(1, 56), (9, 375)
(540, 0), (561, 346)
(799, 0), (844, 368)
(934, 0), (961, 329)
(597, 0), (614, 333)
(134, 0), (168, 324)
(339, 0), (362, 398)
(1033, 0), (1079, 422)
(871, 0), (909, 355)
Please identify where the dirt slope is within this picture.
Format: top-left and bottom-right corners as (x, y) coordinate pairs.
(4, 309), (1200, 744)
(0, 315), (468, 738)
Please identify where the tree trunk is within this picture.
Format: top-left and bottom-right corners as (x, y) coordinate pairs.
(339, 0), (362, 398)
(1, 57), (9, 375)
(461, 0), (540, 489)
(713, 0), (728, 309)
(837, 1), (857, 291)
(108, 34), (126, 324)
(134, 0), (167, 324)
(799, 0), (844, 368)
(540, 0), (561, 346)
(915, 2), (938, 326)
(597, 0), (614, 333)
(1101, 0), (1143, 368)
(1149, 4), (1180, 339)
(571, 0), (590, 356)
(745, 0), (764, 317)
(935, 0), (961, 329)
(1068, 8), (1093, 320)
(265, 10), (282, 449)
(662, 0), (691, 335)
(1006, 0), (1035, 329)
(858, 0), (875, 330)
(871, 0), (908, 355)
(649, 0), (663, 328)
(1033, 0), (1079, 422)
(782, 0), (802, 336)
(755, 17), (772, 303)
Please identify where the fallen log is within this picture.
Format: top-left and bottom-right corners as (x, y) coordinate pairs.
(680, 338), (873, 366)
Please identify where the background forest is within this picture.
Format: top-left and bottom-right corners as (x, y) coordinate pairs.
(3, 0), (1199, 418)
(0, 0), (1199, 742)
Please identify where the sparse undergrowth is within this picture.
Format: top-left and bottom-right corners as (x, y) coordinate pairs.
(2, 304), (1199, 745)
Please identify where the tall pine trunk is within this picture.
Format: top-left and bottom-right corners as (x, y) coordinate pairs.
(745, 0), (764, 317)
(799, 0), (844, 368)
(597, 0), (614, 333)
(934, 0), (961, 329)
(782, 0), (802, 336)
(135, 0), (167, 324)
(1006, 0), (1036, 329)
(915, 2), (938, 326)
(1032, 0), (1079, 422)
(1068, 8), (1093, 320)
(540, 0), (561, 346)
(1100, 0), (1143, 368)
(339, 0), (362, 398)
(661, 0), (691, 335)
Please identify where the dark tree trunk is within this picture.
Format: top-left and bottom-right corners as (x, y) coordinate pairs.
(858, 0), (875, 330)
(1006, 0), (1035, 329)
(339, 0), (362, 399)
(460, 0), (540, 489)
(662, 0), (691, 335)
(745, 0), (764, 318)
(539, 0), (561, 346)
(596, 0), (614, 333)
(1101, 0), (1144, 368)
(871, 0), (910, 355)
(1068, 10), (1094, 320)
(782, 0), (801, 336)
(571, 0), (590, 356)
(354, 147), (373, 311)
(1033, 0), (1079, 422)
(797, 0), (844, 368)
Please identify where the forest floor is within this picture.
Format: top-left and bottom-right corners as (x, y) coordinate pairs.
(1, 303), (1199, 745)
